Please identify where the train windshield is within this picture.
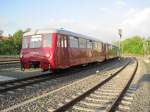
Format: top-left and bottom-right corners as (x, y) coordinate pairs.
(22, 34), (52, 48)
(30, 35), (42, 48)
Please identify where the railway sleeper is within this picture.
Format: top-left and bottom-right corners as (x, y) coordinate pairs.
(120, 100), (132, 106)
(117, 104), (130, 111)
(89, 94), (116, 100)
(72, 105), (98, 112)
(72, 102), (107, 111)
(97, 89), (122, 93)
(94, 90), (120, 94)
(93, 91), (119, 96)
(79, 101), (111, 108)
(85, 97), (112, 103)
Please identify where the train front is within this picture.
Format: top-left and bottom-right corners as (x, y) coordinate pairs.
(20, 30), (56, 71)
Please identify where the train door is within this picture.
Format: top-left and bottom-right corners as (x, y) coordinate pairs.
(103, 43), (107, 60)
(104, 44), (109, 60)
(62, 35), (70, 67)
(56, 34), (69, 68)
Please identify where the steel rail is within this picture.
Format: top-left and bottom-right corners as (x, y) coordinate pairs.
(106, 58), (138, 112)
(53, 58), (131, 112)
(0, 59), (19, 62)
(0, 61), (20, 65)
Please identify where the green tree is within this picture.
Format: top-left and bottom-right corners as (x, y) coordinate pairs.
(12, 30), (23, 54)
(121, 36), (144, 55)
(0, 30), (23, 55)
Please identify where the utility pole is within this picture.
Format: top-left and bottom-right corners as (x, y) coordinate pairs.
(118, 28), (122, 57)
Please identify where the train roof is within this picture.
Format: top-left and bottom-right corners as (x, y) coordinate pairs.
(23, 28), (103, 42)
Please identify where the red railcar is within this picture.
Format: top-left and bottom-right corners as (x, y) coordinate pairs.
(20, 28), (117, 72)
(105, 43), (120, 60)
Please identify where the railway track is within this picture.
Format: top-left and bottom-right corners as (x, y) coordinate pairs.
(0, 58), (121, 95)
(52, 58), (138, 112)
(0, 62), (20, 70)
(0, 60), (19, 67)
(0, 60), (19, 62)
(0, 61), (20, 65)
(0, 56), (19, 65)
(0, 58), (128, 112)
(0, 58), (19, 62)
(0, 60), (19, 64)
(0, 57), (19, 62)
(0, 58), (131, 112)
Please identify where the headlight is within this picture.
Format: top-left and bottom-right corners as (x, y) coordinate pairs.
(46, 53), (50, 58)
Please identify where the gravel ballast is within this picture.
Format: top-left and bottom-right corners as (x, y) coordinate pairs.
(129, 58), (150, 112)
(5, 62), (128, 112)
(0, 58), (131, 112)
(0, 58), (126, 111)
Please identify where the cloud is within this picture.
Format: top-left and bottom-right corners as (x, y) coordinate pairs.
(99, 7), (109, 13)
(120, 8), (150, 38)
(115, 0), (127, 7)
(125, 8), (137, 17)
(43, 18), (118, 42)
(6, 6), (150, 43)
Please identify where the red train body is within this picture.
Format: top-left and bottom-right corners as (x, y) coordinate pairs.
(20, 28), (119, 71)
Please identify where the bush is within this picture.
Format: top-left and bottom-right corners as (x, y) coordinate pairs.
(121, 36), (144, 55)
(0, 30), (23, 55)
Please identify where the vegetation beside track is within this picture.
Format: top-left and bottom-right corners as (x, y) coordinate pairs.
(0, 30), (23, 55)
(0, 29), (30, 55)
(115, 36), (150, 56)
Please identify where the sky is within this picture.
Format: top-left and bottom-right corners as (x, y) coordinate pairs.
(1, 0), (150, 42)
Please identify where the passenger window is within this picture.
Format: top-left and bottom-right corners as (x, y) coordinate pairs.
(57, 35), (61, 47)
(92, 41), (97, 49)
(64, 36), (67, 48)
(61, 37), (64, 47)
(57, 34), (68, 48)
(87, 40), (92, 48)
(70, 36), (78, 48)
(79, 38), (86, 48)
(95, 42), (98, 48)
(98, 42), (102, 51)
